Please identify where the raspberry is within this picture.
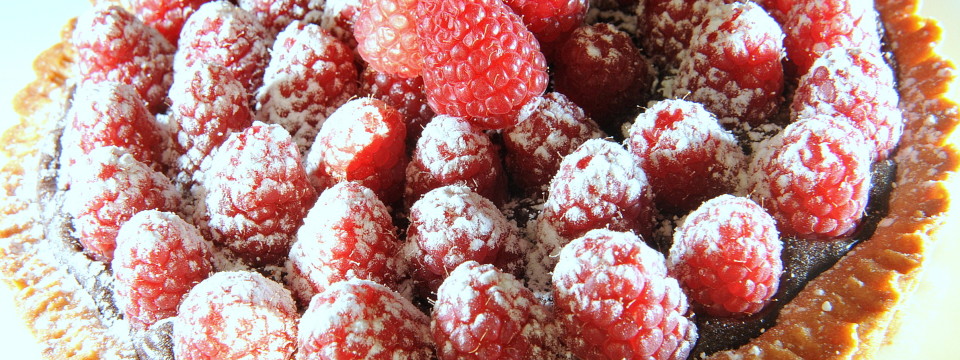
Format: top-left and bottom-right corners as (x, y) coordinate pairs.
(123, 0), (210, 44)
(198, 122), (317, 266)
(748, 116), (873, 240)
(782, 0), (883, 77)
(791, 47), (904, 160)
(303, 98), (408, 205)
(636, 0), (721, 71)
(175, 1), (272, 98)
(667, 195), (783, 317)
(416, 0), (549, 128)
(319, 0), (363, 63)
(503, 0), (589, 59)
(296, 279), (434, 359)
(553, 23), (655, 132)
(404, 116), (508, 208)
(59, 82), (164, 184)
(552, 229), (698, 360)
(112, 210), (213, 330)
(256, 21), (359, 151)
(354, 0), (423, 78)
(669, 1), (785, 128)
(753, 0), (791, 23)
(432, 261), (562, 360)
(238, 0), (325, 36)
(168, 62), (254, 178)
(502, 92), (605, 195)
(65, 147), (181, 262)
(625, 99), (746, 215)
(359, 67), (434, 149)
(173, 271), (298, 360)
(73, 4), (175, 113)
(286, 182), (403, 305)
(404, 185), (523, 292)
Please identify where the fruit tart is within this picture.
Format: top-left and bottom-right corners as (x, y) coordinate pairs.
(0, 0), (957, 359)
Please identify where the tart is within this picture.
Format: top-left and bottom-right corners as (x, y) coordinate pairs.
(0, 0), (957, 359)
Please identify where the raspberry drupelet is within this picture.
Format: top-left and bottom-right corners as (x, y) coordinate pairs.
(432, 261), (562, 360)
(303, 97), (408, 205)
(66, 147), (181, 263)
(256, 21), (359, 152)
(112, 211), (213, 330)
(122, 0), (210, 44)
(286, 182), (403, 305)
(238, 0), (326, 36)
(669, 1), (785, 128)
(748, 116), (873, 240)
(354, 0), (423, 78)
(553, 229), (698, 360)
(296, 279), (434, 360)
(72, 4), (175, 114)
(359, 67), (434, 150)
(173, 271), (298, 360)
(781, 0), (883, 78)
(668, 195), (783, 317)
(626, 99), (746, 215)
(198, 122), (317, 266)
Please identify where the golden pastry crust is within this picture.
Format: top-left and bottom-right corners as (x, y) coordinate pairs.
(0, 0), (956, 359)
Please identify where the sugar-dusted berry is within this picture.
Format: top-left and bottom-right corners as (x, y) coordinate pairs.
(296, 279), (434, 360)
(360, 67), (434, 149)
(626, 99), (745, 214)
(404, 115), (507, 207)
(668, 195), (783, 317)
(238, 0), (325, 36)
(416, 0), (549, 128)
(66, 147), (181, 263)
(113, 210), (213, 330)
(354, 0), (423, 78)
(73, 4), (175, 114)
(503, 92), (605, 195)
(173, 271), (298, 360)
(303, 98), (407, 205)
(198, 122), (317, 266)
(553, 229), (698, 360)
(782, 0), (883, 77)
(432, 261), (562, 360)
(636, 0), (723, 71)
(257, 21), (359, 151)
(122, 0), (210, 44)
(503, 0), (589, 59)
(748, 116), (872, 240)
(791, 47), (904, 160)
(319, 0), (363, 63)
(286, 182), (403, 305)
(669, 1), (785, 128)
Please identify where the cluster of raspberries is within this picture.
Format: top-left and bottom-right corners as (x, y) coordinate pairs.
(61, 0), (901, 359)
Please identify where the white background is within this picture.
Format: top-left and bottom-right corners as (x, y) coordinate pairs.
(0, 1), (958, 359)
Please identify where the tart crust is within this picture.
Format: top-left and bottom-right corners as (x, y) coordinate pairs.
(1, 0), (957, 359)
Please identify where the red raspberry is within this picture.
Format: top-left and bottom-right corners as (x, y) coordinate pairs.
(503, 0), (589, 60)
(65, 147), (181, 262)
(404, 185), (523, 292)
(360, 67), (434, 149)
(73, 4), (175, 113)
(636, 0), (720, 71)
(168, 62), (254, 178)
(286, 182), (403, 305)
(432, 261), (562, 360)
(60, 82), (164, 183)
(668, 195), (783, 317)
(354, 0), (423, 78)
(625, 99), (746, 215)
(748, 116), (872, 240)
(319, 0), (363, 63)
(173, 271), (298, 360)
(303, 98), (408, 205)
(753, 0), (791, 23)
(416, 0), (549, 128)
(198, 122), (317, 266)
(175, 1), (272, 98)
(552, 229), (698, 360)
(782, 0), (883, 77)
(502, 92), (605, 195)
(296, 279), (434, 359)
(238, 0), (325, 36)
(123, 0), (210, 44)
(791, 47), (904, 160)
(113, 210), (213, 330)
(669, 1), (785, 128)
(256, 21), (359, 151)
(553, 23), (655, 132)
(404, 116), (508, 208)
